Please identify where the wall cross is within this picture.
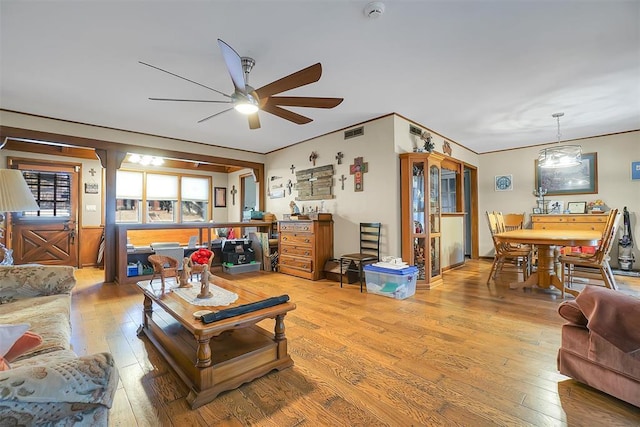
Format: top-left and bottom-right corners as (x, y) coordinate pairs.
(88, 168), (96, 177)
(335, 152), (344, 165)
(230, 185), (238, 205)
(349, 157), (368, 192)
(339, 174), (347, 190)
(290, 164), (296, 174)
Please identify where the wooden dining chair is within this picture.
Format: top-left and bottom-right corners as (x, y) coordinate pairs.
(503, 212), (526, 231)
(486, 211), (532, 285)
(560, 209), (621, 297)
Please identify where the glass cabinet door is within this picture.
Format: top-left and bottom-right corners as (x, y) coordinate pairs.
(412, 162), (425, 236)
(429, 164), (441, 279)
(429, 165), (440, 233)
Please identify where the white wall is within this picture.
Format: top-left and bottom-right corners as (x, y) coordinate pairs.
(265, 114), (480, 259)
(479, 131), (640, 268)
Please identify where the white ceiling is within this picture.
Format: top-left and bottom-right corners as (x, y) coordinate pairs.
(1, 1), (639, 155)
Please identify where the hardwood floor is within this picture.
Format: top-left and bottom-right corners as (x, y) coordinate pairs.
(70, 260), (640, 426)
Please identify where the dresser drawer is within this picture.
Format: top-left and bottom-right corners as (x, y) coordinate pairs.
(279, 255), (312, 272)
(280, 245), (313, 258)
(532, 214), (608, 231)
(279, 222), (313, 232)
(280, 233), (314, 247)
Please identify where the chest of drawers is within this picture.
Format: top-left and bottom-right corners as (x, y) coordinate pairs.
(278, 215), (334, 280)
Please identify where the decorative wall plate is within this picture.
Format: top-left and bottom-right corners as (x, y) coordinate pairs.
(495, 174), (513, 191)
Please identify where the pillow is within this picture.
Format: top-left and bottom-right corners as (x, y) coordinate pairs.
(0, 323), (30, 356)
(0, 355), (9, 371)
(5, 331), (43, 362)
(191, 248), (214, 265)
(557, 300), (588, 326)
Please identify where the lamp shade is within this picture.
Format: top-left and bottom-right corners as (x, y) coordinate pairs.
(0, 169), (40, 212)
(538, 145), (582, 169)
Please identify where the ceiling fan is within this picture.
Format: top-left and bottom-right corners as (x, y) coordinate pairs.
(140, 39), (344, 129)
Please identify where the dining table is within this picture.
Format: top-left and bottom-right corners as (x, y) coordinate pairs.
(493, 228), (602, 295)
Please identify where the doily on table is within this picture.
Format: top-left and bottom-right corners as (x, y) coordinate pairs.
(172, 282), (238, 307)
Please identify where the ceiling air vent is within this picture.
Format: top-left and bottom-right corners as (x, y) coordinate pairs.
(344, 126), (364, 140)
(409, 125), (422, 136)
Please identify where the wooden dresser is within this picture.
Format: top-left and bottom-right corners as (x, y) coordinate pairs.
(278, 214), (334, 280)
(531, 214), (608, 232)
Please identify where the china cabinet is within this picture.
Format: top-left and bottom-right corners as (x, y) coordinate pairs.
(400, 152), (444, 289)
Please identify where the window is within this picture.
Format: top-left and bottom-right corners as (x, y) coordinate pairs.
(116, 171), (143, 223)
(146, 174), (178, 223)
(116, 170), (212, 224)
(22, 171), (71, 217)
(441, 169), (457, 213)
(181, 176), (209, 222)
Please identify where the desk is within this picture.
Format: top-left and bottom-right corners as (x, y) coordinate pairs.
(494, 229), (601, 294)
(136, 275), (296, 408)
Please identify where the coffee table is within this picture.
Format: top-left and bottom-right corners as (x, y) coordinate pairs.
(136, 276), (296, 409)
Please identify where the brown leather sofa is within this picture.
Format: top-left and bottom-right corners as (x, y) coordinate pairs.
(557, 286), (640, 407)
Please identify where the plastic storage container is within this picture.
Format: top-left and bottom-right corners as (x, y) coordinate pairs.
(222, 262), (261, 275)
(363, 264), (418, 299)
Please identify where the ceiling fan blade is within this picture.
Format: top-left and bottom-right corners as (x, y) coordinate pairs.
(217, 39), (246, 93)
(139, 61), (230, 98)
(198, 107), (234, 124)
(255, 63), (322, 99)
(248, 113), (261, 130)
(149, 98), (232, 103)
(266, 96), (343, 109)
(261, 104), (313, 125)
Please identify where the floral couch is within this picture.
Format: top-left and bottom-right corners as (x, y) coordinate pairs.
(0, 265), (119, 426)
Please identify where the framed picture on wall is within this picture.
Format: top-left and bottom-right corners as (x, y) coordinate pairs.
(535, 152), (598, 195)
(214, 187), (227, 208)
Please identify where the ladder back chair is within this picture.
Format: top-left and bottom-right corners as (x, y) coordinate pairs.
(486, 211), (532, 285)
(340, 222), (382, 292)
(560, 208), (621, 298)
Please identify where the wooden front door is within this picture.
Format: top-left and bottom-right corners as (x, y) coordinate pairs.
(9, 161), (79, 267)
(12, 219), (77, 265)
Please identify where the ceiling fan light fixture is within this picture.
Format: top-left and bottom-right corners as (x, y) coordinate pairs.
(537, 112), (582, 169)
(234, 102), (259, 114)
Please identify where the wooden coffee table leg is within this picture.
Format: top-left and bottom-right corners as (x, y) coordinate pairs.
(275, 314), (286, 341)
(196, 337), (212, 368)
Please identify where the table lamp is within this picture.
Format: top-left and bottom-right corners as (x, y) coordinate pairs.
(0, 169), (40, 265)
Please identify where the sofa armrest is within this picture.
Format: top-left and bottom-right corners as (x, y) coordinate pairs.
(0, 352), (118, 408)
(0, 265), (76, 302)
(576, 286), (640, 353)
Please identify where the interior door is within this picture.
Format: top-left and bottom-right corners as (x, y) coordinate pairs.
(9, 162), (79, 266)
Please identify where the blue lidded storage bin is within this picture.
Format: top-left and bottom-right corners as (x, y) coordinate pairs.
(363, 264), (418, 299)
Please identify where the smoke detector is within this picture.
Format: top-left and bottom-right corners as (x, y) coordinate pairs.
(364, 2), (385, 19)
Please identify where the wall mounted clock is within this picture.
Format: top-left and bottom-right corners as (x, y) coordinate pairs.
(495, 174), (513, 191)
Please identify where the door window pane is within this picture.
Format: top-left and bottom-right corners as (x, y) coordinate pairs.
(22, 171), (71, 217)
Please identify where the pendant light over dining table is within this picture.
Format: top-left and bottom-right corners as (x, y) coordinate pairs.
(537, 112), (582, 168)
